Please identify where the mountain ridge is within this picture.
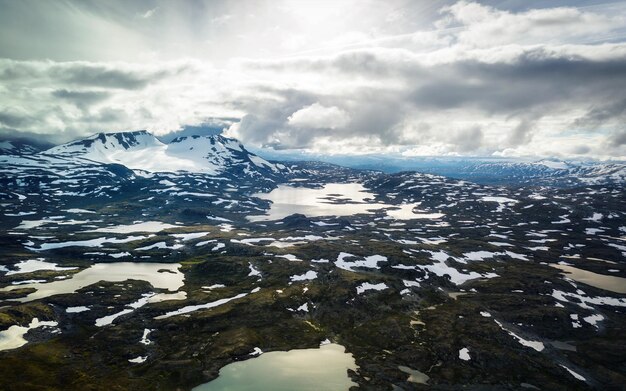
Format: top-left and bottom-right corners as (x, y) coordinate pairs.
(1, 130), (624, 186)
(43, 130), (282, 176)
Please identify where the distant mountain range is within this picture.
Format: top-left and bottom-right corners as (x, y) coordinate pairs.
(1, 131), (624, 187)
(0, 139), (49, 155)
(295, 155), (626, 187)
(445, 159), (626, 186)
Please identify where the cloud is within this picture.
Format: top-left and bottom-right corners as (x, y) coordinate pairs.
(0, 1), (625, 160)
(58, 65), (154, 89)
(51, 89), (111, 109)
(0, 108), (32, 128)
(610, 130), (626, 146)
(229, 46), (626, 157)
(573, 98), (626, 130)
(440, 1), (625, 47)
(211, 14), (233, 26)
(141, 7), (158, 19)
(160, 119), (237, 142)
(451, 126), (484, 153)
(0, 59), (175, 89)
(507, 119), (535, 147)
(287, 103), (350, 129)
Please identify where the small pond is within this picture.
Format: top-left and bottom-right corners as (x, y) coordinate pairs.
(552, 264), (626, 294)
(2, 262), (184, 302)
(193, 343), (357, 391)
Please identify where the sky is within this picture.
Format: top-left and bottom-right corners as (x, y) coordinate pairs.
(0, 0), (625, 160)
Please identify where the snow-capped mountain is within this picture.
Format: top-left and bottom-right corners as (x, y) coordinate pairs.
(0, 140), (44, 155)
(317, 154), (626, 187)
(464, 159), (626, 186)
(348, 156), (625, 187)
(0, 131), (288, 208)
(45, 130), (283, 176)
(3, 130), (624, 186)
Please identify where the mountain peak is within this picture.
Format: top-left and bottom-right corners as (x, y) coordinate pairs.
(86, 129), (152, 141)
(46, 130), (163, 159)
(169, 134), (244, 151)
(43, 130), (280, 176)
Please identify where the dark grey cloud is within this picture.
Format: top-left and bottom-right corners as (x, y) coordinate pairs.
(245, 47), (626, 126)
(500, 118), (532, 147)
(408, 56), (626, 115)
(54, 64), (155, 89)
(570, 144), (591, 154)
(254, 48), (626, 117)
(0, 59), (174, 90)
(610, 130), (626, 146)
(0, 128), (55, 150)
(87, 108), (129, 123)
(242, 50), (420, 79)
(452, 126), (484, 152)
(51, 89), (111, 109)
(0, 126), (84, 146)
(574, 98), (626, 129)
(0, 110), (31, 128)
(225, 84), (415, 150)
(228, 51), (626, 154)
(224, 87), (320, 147)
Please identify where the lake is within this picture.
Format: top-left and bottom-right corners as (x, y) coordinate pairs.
(1, 262), (184, 302)
(552, 264), (626, 294)
(193, 343), (357, 391)
(249, 183), (444, 221)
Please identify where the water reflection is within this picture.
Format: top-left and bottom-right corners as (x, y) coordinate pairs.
(193, 343), (357, 391)
(1, 262), (184, 302)
(552, 264), (626, 294)
(249, 183), (443, 222)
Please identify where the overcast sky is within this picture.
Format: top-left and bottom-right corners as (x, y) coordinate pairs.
(1, 0), (625, 159)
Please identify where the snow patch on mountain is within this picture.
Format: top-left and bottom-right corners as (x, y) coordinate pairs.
(45, 131), (279, 175)
(0, 140), (42, 155)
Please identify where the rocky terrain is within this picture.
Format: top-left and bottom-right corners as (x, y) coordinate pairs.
(0, 132), (624, 390)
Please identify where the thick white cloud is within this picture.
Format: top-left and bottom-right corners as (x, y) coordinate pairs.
(440, 1), (624, 47)
(0, 1), (625, 160)
(288, 104), (350, 129)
